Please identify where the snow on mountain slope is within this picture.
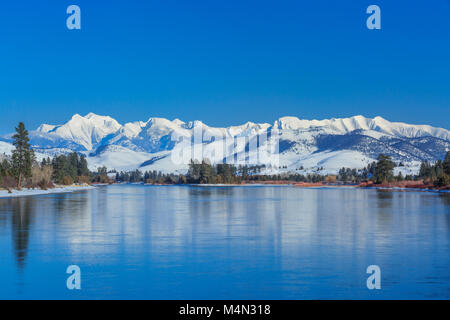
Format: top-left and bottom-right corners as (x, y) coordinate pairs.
(290, 150), (373, 173)
(0, 141), (49, 163)
(36, 113), (121, 151)
(0, 141), (14, 157)
(139, 151), (189, 174)
(273, 115), (450, 140)
(86, 145), (152, 172)
(0, 141), (14, 161)
(370, 116), (450, 140)
(1, 113), (449, 174)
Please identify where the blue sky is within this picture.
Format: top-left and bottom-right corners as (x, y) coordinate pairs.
(0, 0), (449, 134)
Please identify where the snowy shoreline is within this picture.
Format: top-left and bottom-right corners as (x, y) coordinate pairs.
(1, 183), (448, 199)
(363, 186), (450, 193)
(0, 185), (96, 198)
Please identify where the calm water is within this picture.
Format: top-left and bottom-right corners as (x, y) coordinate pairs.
(0, 185), (449, 299)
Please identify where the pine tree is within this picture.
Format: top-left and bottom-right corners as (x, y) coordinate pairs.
(0, 159), (10, 183)
(419, 161), (431, 178)
(68, 152), (79, 180)
(11, 122), (35, 188)
(199, 160), (213, 184)
(77, 155), (90, 177)
(443, 151), (450, 175)
(375, 154), (395, 184)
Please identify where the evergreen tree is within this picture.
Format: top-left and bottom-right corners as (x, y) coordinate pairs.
(199, 160), (214, 184)
(375, 154), (395, 184)
(443, 151), (450, 175)
(68, 152), (79, 180)
(11, 122), (35, 188)
(0, 159), (11, 184)
(188, 160), (201, 182)
(52, 155), (66, 184)
(77, 155), (90, 177)
(419, 161), (431, 178)
(50, 153), (92, 184)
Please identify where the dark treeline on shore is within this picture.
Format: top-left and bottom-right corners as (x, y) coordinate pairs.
(113, 152), (450, 187)
(114, 161), (329, 185)
(0, 122), (107, 192)
(114, 169), (184, 185)
(113, 161), (268, 184)
(2, 122), (450, 191)
(418, 153), (450, 187)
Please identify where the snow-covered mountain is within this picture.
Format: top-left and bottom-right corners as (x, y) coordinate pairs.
(1, 113), (449, 175)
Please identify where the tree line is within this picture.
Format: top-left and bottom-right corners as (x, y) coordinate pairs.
(1, 122), (449, 189)
(114, 169), (184, 184)
(336, 153), (450, 186)
(0, 122), (105, 191)
(111, 154), (432, 185)
(418, 153), (450, 186)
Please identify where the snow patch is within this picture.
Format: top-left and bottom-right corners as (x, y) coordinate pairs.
(0, 185), (95, 198)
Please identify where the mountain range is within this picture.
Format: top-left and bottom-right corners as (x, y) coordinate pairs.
(1, 113), (449, 175)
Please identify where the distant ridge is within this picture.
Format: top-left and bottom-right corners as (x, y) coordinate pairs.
(1, 113), (449, 174)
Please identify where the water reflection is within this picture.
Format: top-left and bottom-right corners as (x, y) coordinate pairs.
(439, 193), (450, 206)
(438, 194), (450, 231)
(11, 198), (32, 271)
(375, 190), (394, 228)
(0, 186), (449, 299)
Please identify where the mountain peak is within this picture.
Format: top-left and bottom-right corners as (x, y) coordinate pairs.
(36, 123), (56, 133)
(172, 119), (185, 126)
(85, 112), (99, 119)
(84, 112), (118, 122)
(2, 113), (450, 174)
(71, 113), (83, 119)
(373, 116), (387, 122)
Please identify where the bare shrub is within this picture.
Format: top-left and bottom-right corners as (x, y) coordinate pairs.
(32, 165), (54, 190)
(1, 176), (17, 192)
(77, 175), (91, 185)
(62, 176), (74, 185)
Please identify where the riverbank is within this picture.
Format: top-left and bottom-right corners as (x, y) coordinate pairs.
(290, 181), (450, 193)
(359, 180), (450, 192)
(0, 184), (95, 198)
(92, 180), (450, 193)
